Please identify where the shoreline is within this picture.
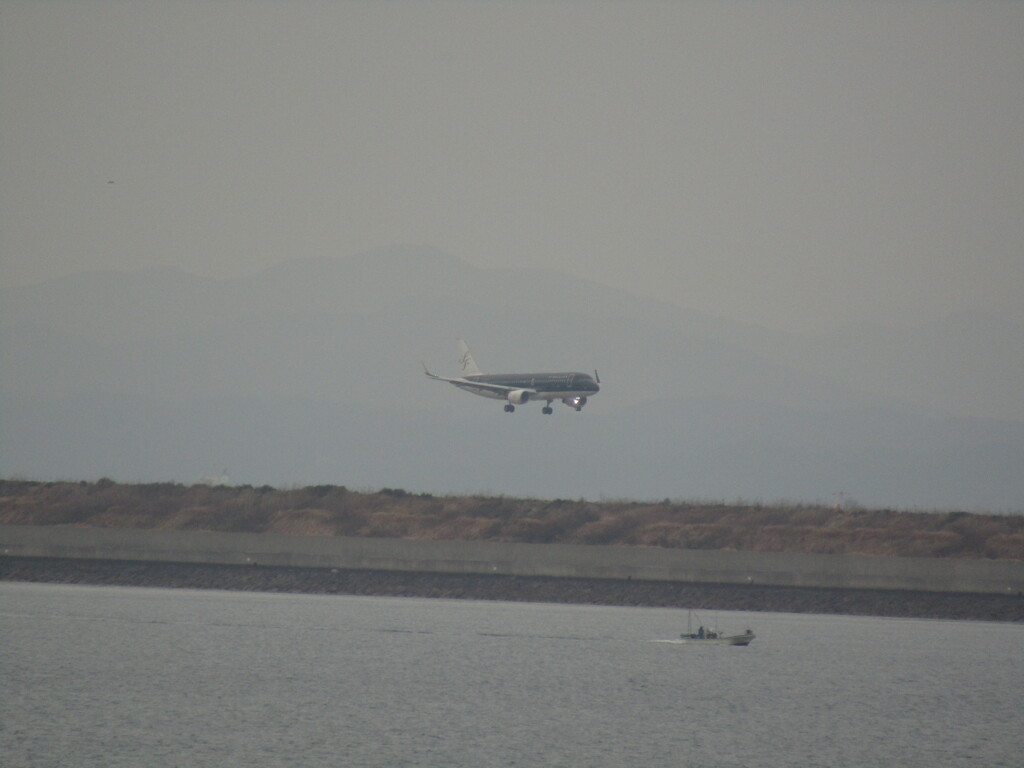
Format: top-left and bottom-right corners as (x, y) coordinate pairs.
(3, 556), (1022, 621)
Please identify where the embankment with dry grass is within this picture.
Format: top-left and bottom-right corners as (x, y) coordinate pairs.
(2, 479), (1021, 560)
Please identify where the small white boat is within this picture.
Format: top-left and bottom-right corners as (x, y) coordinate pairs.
(678, 610), (755, 646)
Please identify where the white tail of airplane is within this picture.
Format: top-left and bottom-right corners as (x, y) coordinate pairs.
(457, 339), (482, 376)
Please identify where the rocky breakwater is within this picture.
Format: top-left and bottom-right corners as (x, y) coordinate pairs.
(3, 556), (1022, 622)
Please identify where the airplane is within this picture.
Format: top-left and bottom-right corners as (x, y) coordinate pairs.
(423, 339), (600, 414)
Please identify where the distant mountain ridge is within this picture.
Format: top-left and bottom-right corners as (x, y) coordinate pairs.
(2, 246), (1022, 510)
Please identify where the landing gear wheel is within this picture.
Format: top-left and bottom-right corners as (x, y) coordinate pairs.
(504, 404), (515, 413)
(542, 406), (553, 415)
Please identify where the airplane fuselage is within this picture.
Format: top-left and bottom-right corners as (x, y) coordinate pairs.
(424, 341), (600, 414)
(454, 372), (599, 402)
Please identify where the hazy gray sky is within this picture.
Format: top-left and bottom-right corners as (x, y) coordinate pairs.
(3, 1), (1022, 332)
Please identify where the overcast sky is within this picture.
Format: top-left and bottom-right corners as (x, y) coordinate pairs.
(2, 1), (1022, 333)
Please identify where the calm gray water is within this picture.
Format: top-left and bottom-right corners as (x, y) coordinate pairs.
(2, 582), (1021, 768)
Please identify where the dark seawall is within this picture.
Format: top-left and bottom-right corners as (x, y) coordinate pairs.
(3, 557), (1022, 622)
(2, 524), (1022, 620)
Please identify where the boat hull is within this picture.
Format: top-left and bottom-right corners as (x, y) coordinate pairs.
(678, 632), (755, 646)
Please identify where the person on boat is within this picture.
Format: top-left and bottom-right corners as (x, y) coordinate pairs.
(697, 626), (704, 639)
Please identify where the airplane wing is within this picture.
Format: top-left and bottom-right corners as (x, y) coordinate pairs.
(421, 363), (446, 380)
(422, 363), (469, 385)
(452, 380), (536, 396)
(422, 365), (536, 396)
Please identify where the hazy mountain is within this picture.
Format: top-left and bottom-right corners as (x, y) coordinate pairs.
(2, 246), (1022, 511)
(760, 311), (1024, 422)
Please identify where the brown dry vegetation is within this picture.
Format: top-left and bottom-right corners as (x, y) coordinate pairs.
(1, 479), (1022, 560)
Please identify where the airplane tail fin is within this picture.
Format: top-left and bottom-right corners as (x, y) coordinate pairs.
(457, 339), (482, 376)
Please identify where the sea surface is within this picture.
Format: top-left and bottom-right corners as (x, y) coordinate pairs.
(2, 582), (1021, 768)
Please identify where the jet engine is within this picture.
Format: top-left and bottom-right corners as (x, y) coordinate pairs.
(507, 389), (531, 405)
